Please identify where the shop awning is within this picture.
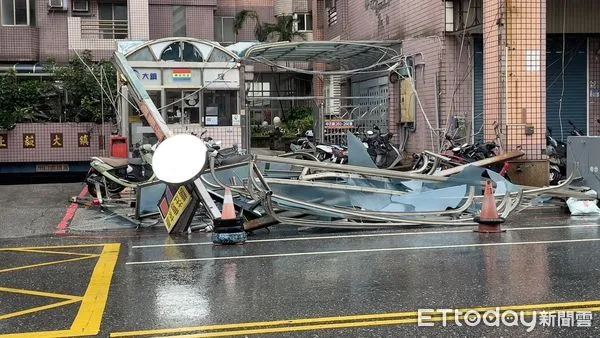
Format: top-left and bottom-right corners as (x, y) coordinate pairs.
(238, 40), (403, 70)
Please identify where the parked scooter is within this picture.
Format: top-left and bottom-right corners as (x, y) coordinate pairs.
(546, 127), (566, 185)
(361, 126), (401, 169)
(86, 142), (156, 197)
(546, 121), (584, 185)
(290, 130), (317, 153)
(193, 130), (252, 167)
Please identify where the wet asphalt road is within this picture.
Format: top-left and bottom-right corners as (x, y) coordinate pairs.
(0, 182), (84, 239)
(2, 208), (600, 337)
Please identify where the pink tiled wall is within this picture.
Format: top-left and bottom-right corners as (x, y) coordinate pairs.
(216, 0), (276, 42)
(149, 5), (175, 40)
(344, 0), (444, 40)
(37, 0), (70, 63)
(169, 126), (243, 149)
(186, 6), (215, 40)
(322, 0), (347, 40)
(589, 37), (600, 136)
(0, 27), (39, 62)
(318, 0), (472, 154)
(483, 0), (547, 160)
(482, 0), (503, 145)
(443, 36), (476, 141)
(400, 37), (448, 153)
(0, 123), (112, 163)
(150, 3), (217, 40)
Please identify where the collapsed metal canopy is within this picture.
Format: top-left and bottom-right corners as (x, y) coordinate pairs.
(241, 40), (403, 70)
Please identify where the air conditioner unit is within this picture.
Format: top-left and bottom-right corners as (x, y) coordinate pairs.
(72, 0), (89, 12)
(48, 0), (68, 11)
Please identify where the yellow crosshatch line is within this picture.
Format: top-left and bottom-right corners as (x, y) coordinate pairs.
(0, 286), (82, 300)
(9, 248), (99, 257)
(0, 243), (110, 251)
(110, 301), (600, 337)
(0, 255), (99, 274)
(0, 299), (82, 321)
(0, 243), (120, 338)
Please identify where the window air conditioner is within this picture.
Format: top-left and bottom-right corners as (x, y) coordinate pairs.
(72, 0), (89, 12)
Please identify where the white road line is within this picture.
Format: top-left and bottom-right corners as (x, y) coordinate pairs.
(130, 224), (600, 249)
(126, 237), (600, 265)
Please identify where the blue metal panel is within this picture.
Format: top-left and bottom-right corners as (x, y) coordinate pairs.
(546, 35), (587, 142)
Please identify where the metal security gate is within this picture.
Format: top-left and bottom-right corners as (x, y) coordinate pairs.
(322, 76), (389, 146)
(546, 35), (588, 142)
(350, 76), (389, 131)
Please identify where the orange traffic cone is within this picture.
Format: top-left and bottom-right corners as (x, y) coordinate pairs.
(474, 180), (505, 233)
(212, 187), (246, 245)
(221, 188), (237, 220)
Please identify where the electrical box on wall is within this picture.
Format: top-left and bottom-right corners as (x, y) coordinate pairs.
(399, 79), (415, 124)
(451, 115), (468, 141)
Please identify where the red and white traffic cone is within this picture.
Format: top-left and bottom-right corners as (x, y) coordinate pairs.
(474, 180), (506, 233)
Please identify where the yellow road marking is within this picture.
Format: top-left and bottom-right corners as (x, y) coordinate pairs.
(0, 330), (76, 338)
(0, 243), (109, 251)
(110, 301), (600, 337)
(70, 243), (120, 335)
(0, 286), (82, 301)
(0, 299), (81, 320)
(0, 255), (99, 273)
(0, 243), (120, 338)
(138, 307), (600, 338)
(8, 248), (98, 257)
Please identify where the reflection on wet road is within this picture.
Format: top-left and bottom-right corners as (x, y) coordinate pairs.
(2, 216), (600, 336)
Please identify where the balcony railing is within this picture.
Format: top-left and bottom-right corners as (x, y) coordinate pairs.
(81, 19), (128, 40)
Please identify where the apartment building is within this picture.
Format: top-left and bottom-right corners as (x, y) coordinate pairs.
(312, 0), (600, 184)
(0, 0), (313, 138)
(0, 0), (300, 63)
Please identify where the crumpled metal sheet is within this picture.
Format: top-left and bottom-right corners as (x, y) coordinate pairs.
(347, 132), (377, 168)
(267, 180), (469, 213)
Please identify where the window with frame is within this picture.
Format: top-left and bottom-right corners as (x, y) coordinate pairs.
(203, 90), (237, 126)
(160, 41), (203, 62)
(172, 6), (186, 36)
(326, 0), (337, 26)
(1, 0), (30, 26)
(99, 1), (128, 39)
(214, 16), (235, 44)
(247, 82), (271, 108)
(295, 13), (312, 31)
(72, 0), (90, 12)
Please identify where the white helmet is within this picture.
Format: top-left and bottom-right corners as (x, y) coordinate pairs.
(305, 130), (314, 137)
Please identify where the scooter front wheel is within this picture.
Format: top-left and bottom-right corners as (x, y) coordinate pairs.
(86, 174), (125, 198)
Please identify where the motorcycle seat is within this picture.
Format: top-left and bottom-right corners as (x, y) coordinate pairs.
(95, 157), (142, 168)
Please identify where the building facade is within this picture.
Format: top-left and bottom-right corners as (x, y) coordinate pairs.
(0, 0), (314, 155)
(310, 0), (600, 184)
(0, 0), (308, 63)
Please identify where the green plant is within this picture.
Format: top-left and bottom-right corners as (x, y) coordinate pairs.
(283, 106), (314, 137)
(233, 10), (306, 42)
(0, 71), (57, 130)
(52, 50), (117, 123)
(284, 115), (313, 137)
(0, 50), (117, 130)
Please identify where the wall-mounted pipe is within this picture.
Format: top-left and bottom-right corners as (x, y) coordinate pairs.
(0, 63), (48, 73)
